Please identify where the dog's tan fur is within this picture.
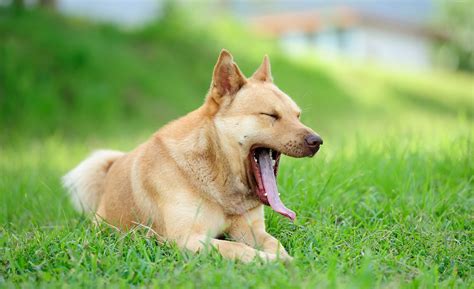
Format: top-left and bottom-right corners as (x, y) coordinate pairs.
(63, 50), (321, 263)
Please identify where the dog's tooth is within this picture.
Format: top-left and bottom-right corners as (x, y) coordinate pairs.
(264, 193), (267, 196)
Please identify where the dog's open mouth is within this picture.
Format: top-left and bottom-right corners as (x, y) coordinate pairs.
(249, 148), (296, 221)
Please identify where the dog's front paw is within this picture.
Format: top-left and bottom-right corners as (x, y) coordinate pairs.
(281, 254), (294, 264)
(256, 251), (293, 264)
(273, 249), (293, 264)
(255, 251), (277, 263)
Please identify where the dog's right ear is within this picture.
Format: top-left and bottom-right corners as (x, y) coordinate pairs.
(210, 49), (246, 103)
(251, 55), (273, 82)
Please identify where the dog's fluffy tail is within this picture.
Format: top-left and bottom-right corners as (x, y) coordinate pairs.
(62, 150), (125, 212)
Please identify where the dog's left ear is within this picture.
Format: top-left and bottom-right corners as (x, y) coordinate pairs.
(251, 55), (273, 82)
(210, 49), (247, 102)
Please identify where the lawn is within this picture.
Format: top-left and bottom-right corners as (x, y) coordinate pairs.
(0, 8), (473, 289)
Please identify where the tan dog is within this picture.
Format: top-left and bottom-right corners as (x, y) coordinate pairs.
(63, 50), (322, 263)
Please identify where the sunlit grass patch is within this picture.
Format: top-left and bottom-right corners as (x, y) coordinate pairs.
(1, 129), (472, 288)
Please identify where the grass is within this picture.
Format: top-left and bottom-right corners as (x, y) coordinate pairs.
(1, 8), (473, 289)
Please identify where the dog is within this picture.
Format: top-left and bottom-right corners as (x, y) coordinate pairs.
(63, 50), (322, 263)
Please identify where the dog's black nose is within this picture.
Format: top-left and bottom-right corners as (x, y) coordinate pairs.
(305, 134), (323, 148)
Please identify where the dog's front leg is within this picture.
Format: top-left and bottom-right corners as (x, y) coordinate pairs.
(175, 234), (277, 263)
(160, 196), (276, 263)
(228, 206), (293, 262)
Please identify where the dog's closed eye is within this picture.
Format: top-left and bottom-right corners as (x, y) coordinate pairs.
(260, 112), (279, 120)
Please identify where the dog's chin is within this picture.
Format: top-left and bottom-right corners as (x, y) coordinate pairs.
(281, 146), (320, 158)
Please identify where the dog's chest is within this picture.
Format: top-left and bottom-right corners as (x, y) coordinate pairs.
(180, 150), (261, 215)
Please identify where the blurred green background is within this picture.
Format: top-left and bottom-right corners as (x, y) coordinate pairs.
(0, 1), (473, 288)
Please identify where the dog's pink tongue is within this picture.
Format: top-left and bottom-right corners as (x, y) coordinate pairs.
(258, 150), (296, 221)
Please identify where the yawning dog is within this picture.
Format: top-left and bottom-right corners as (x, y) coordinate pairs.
(63, 50), (322, 262)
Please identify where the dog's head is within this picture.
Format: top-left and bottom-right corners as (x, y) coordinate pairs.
(205, 50), (323, 220)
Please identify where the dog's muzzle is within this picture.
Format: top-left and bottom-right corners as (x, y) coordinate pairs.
(304, 134), (323, 155)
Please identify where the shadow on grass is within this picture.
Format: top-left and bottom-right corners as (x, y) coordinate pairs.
(392, 86), (474, 120)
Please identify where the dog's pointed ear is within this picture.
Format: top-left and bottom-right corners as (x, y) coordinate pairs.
(251, 55), (273, 82)
(210, 49), (246, 101)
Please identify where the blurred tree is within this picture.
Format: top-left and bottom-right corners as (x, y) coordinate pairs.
(12, 0), (24, 12)
(435, 0), (474, 72)
(8, 0), (55, 12)
(39, 0), (56, 10)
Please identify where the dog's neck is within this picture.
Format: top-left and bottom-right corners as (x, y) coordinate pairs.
(162, 106), (261, 215)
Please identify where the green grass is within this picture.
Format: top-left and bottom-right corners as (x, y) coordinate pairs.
(1, 8), (473, 289)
